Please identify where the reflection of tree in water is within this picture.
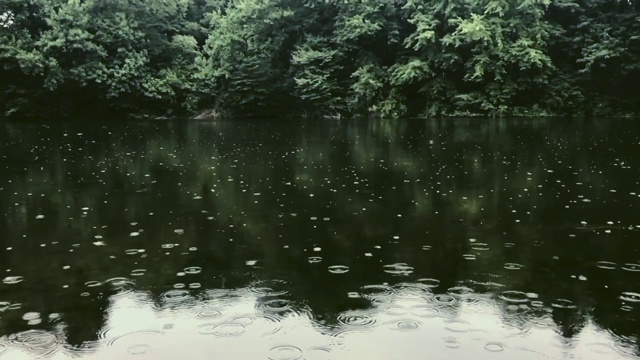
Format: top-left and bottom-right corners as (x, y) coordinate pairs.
(0, 119), (639, 355)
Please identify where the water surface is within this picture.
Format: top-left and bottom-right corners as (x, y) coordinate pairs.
(0, 118), (639, 359)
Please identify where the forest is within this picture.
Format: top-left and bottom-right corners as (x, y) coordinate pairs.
(1, 0), (639, 119)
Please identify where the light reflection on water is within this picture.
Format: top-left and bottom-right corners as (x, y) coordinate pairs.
(0, 118), (639, 359)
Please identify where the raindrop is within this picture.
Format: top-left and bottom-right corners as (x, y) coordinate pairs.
(621, 263), (640, 272)
(434, 294), (457, 305)
(128, 344), (152, 355)
(383, 263), (414, 276)
(445, 320), (472, 333)
(198, 323), (246, 337)
(385, 319), (420, 331)
(551, 299), (577, 309)
(447, 286), (474, 296)
(499, 291), (530, 304)
(268, 345), (303, 360)
(328, 265), (350, 274)
(410, 305), (441, 318)
(504, 263), (524, 270)
(484, 342), (505, 352)
(10, 329), (59, 357)
(248, 279), (290, 296)
(337, 312), (377, 328)
(595, 261), (617, 270)
(416, 278), (440, 288)
(444, 338), (460, 348)
(84, 281), (102, 287)
(197, 310), (222, 318)
(3, 276), (24, 284)
(161, 289), (190, 303)
(305, 347), (332, 360)
(620, 292), (640, 303)
(183, 266), (202, 275)
(360, 284), (395, 299)
(131, 269), (146, 276)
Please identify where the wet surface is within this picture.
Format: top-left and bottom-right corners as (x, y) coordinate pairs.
(0, 118), (639, 359)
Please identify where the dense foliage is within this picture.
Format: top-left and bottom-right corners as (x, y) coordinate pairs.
(1, 0), (639, 119)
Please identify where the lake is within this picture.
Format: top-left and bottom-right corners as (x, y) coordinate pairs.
(0, 118), (639, 359)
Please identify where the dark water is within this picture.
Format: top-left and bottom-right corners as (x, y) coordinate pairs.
(0, 118), (639, 359)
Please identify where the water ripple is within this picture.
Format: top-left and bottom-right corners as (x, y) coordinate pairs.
(268, 345), (303, 360)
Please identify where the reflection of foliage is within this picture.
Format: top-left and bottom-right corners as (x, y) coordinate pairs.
(0, 119), (639, 353)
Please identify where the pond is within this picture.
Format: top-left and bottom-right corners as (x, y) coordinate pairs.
(0, 118), (639, 359)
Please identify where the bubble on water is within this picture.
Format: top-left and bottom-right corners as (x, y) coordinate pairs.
(621, 263), (640, 272)
(337, 312), (377, 328)
(551, 299), (577, 309)
(161, 244), (175, 249)
(174, 229), (184, 235)
(499, 291), (530, 304)
(504, 263), (524, 270)
(184, 266), (202, 275)
(595, 261), (618, 270)
(129, 232), (140, 237)
(268, 345), (303, 360)
(383, 263), (413, 276)
(620, 292), (640, 303)
(308, 256), (323, 264)
(328, 265), (350, 274)
(484, 342), (505, 352)
(463, 254), (477, 260)
(3, 276), (24, 284)
(198, 323), (246, 337)
(189, 283), (201, 289)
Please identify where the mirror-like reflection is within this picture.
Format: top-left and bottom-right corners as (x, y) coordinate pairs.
(0, 118), (639, 359)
